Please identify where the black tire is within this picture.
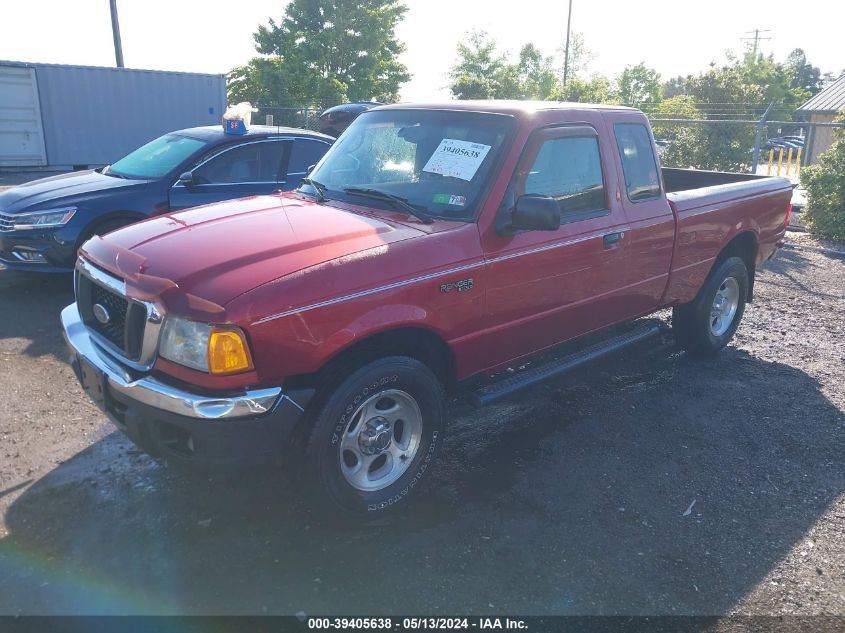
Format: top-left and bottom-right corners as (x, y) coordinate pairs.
(673, 256), (749, 357)
(301, 356), (445, 519)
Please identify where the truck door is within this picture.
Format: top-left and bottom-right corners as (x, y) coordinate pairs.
(169, 139), (288, 211)
(605, 115), (675, 311)
(475, 123), (640, 368)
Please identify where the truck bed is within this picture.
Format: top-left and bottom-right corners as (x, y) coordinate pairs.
(660, 167), (793, 306)
(663, 167), (792, 214)
(662, 167), (773, 193)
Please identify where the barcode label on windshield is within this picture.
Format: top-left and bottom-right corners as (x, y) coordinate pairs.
(422, 139), (491, 181)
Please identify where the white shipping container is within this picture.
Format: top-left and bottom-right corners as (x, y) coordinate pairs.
(0, 65), (47, 167)
(0, 60), (227, 169)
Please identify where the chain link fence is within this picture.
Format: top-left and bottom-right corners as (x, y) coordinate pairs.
(252, 106), (326, 132)
(646, 116), (845, 178)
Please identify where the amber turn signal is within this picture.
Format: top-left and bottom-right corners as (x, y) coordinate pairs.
(207, 328), (253, 375)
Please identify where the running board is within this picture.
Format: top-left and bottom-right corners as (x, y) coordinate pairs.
(472, 321), (668, 407)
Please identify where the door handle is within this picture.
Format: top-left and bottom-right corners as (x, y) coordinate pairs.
(603, 231), (624, 248)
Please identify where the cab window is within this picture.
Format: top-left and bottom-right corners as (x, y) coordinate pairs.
(614, 123), (661, 201)
(523, 136), (607, 219)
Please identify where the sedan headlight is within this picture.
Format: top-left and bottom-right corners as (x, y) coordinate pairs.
(159, 317), (253, 375)
(12, 207), (77, 230)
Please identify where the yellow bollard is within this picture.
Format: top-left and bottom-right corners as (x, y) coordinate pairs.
(776, 148), (784, 176)
(786, 148), (794, 175)
(794, 148), (802, 175)
(767, 149), (774, 175)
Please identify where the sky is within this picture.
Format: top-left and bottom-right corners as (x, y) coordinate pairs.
(1, 0), (843, 103)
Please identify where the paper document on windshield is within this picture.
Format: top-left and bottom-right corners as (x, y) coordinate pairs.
(422, 139), (492, 181)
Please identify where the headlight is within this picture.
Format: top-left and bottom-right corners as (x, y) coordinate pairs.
(12, 207), (77, 230)
(159, 317), (253, 375)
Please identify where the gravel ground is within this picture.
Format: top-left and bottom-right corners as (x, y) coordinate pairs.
(0, 240), (843, 616)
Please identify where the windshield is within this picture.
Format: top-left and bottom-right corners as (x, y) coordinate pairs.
(107, 134), (208, 180)
(306, 110), (514, 221)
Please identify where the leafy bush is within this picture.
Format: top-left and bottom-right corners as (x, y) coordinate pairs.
(801, 110), (845, 239)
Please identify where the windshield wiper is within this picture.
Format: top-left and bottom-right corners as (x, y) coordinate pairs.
(343, 187), (434, 224)
(300, 177), (327, 202)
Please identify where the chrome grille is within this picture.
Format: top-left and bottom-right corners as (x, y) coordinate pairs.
(75, 258), (163, 369)
(0, 212), (14, 232)
(88, 282), (130, 351)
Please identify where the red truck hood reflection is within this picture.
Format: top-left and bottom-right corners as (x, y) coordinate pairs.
(81, 194), (425, 310)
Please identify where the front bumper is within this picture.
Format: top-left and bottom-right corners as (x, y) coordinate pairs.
(0, 228), (77, 272)
(62, 303), (307, 464)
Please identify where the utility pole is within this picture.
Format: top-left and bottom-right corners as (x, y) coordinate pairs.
(109, 0), (125, 68)
(741, 29), (771, 58)
(562, 0), (573, 87)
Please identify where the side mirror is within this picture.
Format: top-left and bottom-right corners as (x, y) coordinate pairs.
(510, 195), (560, 231)
(178, 171), (195, 187)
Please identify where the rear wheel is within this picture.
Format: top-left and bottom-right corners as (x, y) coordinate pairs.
(301, 356), (445, 519)
(673, 256), (749, 357)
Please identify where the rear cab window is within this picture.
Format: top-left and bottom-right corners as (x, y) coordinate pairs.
(613, 123), (661, 202)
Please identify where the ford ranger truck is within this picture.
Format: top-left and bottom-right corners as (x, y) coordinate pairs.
(62, 102), (792, 518)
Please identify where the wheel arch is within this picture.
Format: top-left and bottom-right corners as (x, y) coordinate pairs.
(285, 325), (456, 395)
(714, 230), (758, 302)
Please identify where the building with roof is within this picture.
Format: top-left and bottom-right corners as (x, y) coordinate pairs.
(797, 74), (845, 164)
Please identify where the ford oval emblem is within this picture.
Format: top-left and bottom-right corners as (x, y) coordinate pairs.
(92, 303), (110, 325)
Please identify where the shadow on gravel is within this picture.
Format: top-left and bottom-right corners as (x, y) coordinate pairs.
(761, 248), (841, 300)
(0, 270), (74, 360)
(1, 343), (843, 616)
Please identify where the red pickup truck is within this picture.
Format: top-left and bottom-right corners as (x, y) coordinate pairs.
(62, 101), (792, 518)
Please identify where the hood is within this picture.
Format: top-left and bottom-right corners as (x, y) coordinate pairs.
(81, 194), (425, 312)
(0, 170), (146, 213)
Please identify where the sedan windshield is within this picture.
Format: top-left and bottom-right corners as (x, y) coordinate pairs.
(306, 109), (514, 221)
(107, 134), (208, 180)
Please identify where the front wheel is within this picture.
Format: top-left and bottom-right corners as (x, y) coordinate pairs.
(302, 356), (445, 519)
(673, 256), (749, 357)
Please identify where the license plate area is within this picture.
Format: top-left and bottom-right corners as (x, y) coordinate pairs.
(77, 355), (108, 411)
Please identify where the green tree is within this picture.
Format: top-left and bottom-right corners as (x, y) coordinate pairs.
(228, 0), (410, 108)
(735, 51), (809, 120)
(558, 32), (594, 81)
(448, 31), (517, 99)
(448, 30), (615, 103)
(662, 75), (690, 99)
(448, 32), (557, 100)
(801, 110), (845, 238)
(616, 63), (662, 107)
(678, 58), (762, 170)
(552, 73), (614, 103)
(786, 48), (822, 96)
(651, 96), (708, 169)
(516, 44), (557, 100)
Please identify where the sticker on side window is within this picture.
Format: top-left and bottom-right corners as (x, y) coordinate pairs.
(432, 193), (466, 206)
(422, 139), (492, 181)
